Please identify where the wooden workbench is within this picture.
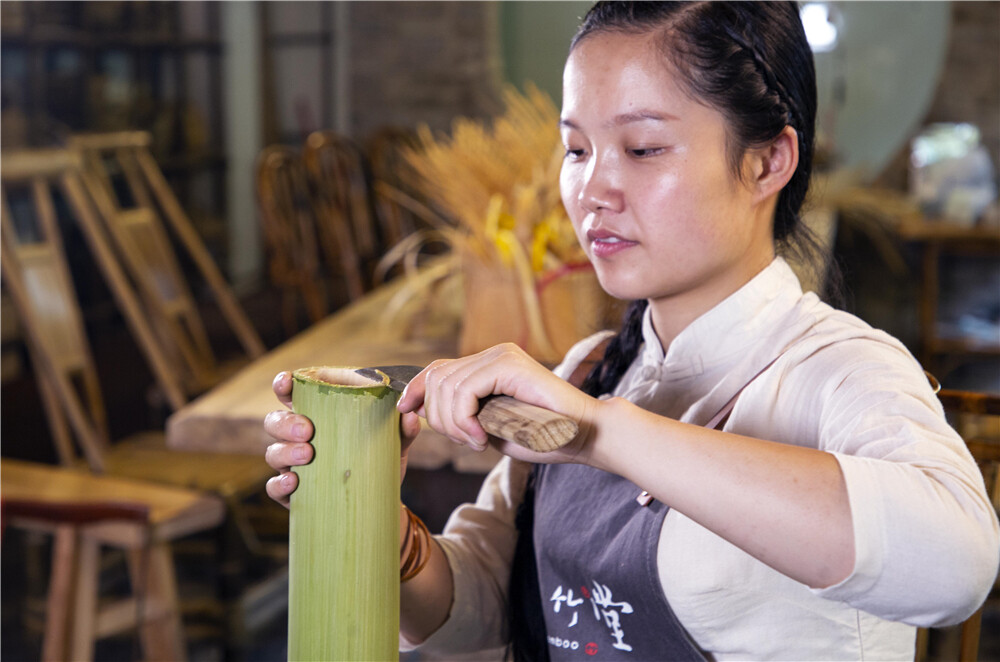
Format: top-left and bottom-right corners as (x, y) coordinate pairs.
(165, 275), (504, 473)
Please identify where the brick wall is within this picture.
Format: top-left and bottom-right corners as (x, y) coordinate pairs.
(346, 1), (504, 141)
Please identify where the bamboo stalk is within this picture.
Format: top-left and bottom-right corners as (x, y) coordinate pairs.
(289, 367), (401, 662)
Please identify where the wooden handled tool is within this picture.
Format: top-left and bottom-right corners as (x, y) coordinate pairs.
(355, 365), (578, 452)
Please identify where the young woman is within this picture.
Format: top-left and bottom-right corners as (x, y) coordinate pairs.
(264, 3), (999, 659)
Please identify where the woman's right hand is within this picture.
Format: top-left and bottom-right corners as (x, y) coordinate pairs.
(264, 371), (423, 508)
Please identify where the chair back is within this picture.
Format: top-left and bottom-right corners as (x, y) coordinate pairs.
(940, 388), (1000, 511)
(302, 130), (371, 298)
(68, 131), (264, 399)
(1, 150), (114, 471)
(928, 388), (1000, 662)
(255, 144), (330, 330)
(367, 126), (423, 251)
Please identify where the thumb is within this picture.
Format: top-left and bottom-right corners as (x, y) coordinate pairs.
(400, 411), (422, 452)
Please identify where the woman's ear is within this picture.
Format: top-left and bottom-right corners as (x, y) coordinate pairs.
(747, 126), (799, 203)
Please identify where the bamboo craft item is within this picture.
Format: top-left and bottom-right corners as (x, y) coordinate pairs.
(289, 367), (401, 662)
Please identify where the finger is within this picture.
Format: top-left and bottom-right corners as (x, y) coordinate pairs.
(265, 471), (298, 509)
(272, 371), (294, 408)
(400, 411), (422, 452)
(441, 350), (515, 446)
(453, 396), (489, 449)
(264, 409), (314, 443)
(264, 440), (314, 471)
(397, 359), (447, 414)
(422, 360), (466, 444)
(425, 357), (494, 449)
(445, 371), (489, 449)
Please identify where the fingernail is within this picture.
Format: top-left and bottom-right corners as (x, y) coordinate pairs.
(293, 446), (309, 462)
(281, 473), (293, 488)
(293, 423), (307, 438)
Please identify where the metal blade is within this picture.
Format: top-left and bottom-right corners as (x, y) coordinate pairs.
(355, 365), (422, 393)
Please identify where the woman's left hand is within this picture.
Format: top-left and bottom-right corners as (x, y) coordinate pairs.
(396, 343), (602, 465)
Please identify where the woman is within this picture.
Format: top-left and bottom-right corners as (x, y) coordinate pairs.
(264, 2), (999, 659)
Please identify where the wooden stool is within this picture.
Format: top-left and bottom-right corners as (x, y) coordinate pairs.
(1, 459), (224, 661)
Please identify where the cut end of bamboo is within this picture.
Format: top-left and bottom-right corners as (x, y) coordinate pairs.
(293, 366), (393, 395)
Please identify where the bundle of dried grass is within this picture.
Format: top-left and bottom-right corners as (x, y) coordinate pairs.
(380, 85), (611, 363)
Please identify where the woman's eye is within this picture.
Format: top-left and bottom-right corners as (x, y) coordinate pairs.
(628, 146), (665, 158)
(564, 147), (587, 160)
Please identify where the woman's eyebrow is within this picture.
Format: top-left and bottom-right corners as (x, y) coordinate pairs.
(609, 110), (680, 127)
(558, 111), (679, 131)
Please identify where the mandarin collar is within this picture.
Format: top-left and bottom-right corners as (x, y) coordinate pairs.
(635, 257), (804, 383)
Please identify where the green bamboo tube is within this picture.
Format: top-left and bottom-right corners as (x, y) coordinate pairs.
(289, 367), (401, 662)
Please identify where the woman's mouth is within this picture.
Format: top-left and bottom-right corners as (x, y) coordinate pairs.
(587, 229), (637, 258)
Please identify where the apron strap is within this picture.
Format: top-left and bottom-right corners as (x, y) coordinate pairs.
(636, 352), (785, 507)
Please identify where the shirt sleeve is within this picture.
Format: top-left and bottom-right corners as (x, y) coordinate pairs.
(400, 332), (611, 655)
(796, 337), (999, 627)
(399, 456), (531, 655)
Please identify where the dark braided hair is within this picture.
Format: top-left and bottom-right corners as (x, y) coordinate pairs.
(509, 3), (819, 659)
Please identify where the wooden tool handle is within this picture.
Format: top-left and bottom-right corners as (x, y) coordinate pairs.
(477, 395), (578, 452)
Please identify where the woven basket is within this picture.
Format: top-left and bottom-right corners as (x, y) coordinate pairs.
(458, 253), (617, 365)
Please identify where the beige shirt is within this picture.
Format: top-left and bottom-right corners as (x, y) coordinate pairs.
(406, 258), (999, 661)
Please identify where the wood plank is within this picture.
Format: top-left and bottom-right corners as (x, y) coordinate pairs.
(41, 525), (78, 662)
(129, 545), (187, 661)
(0, 149), (81, 181)
(166, 275), (456, 456)
(69, 536), (100, 662)
(97, 433), (273, 500)
(164, 270), (506, 472)
(895, 217), (1000, 244)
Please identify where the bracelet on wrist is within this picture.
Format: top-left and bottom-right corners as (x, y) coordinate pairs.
(400, 504), (432, 583)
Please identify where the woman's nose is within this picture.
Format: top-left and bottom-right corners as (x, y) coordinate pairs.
(578, 157), (624, 214)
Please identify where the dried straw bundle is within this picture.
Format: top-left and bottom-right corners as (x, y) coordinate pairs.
(381, 86), (610, 362)
(400, 85), (583, 269)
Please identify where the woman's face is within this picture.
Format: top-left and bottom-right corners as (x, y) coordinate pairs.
(560, 31), (776, 336)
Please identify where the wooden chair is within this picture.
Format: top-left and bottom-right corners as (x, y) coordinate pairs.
(917, 388), (1000, 662)
(1, 148), (281, 652)
(255, 144), (333, 334)
(67, 131), (265, 405)
(302, 130), (374, 297)
(367, 126), (423, 252)
(1, 459), (225, 662)
(1, 148), (273, 490)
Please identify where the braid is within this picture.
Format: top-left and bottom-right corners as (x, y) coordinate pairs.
(581, 299), (648, 397)
(721, 21), (799, 130)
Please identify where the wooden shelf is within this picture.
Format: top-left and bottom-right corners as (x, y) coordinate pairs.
(2, 29), (220, 51)
(928, 337), (1000, 357)
(893, 217), (1000, 372)
(1, 1), (229, 305)
(895, 217), (1000, 245)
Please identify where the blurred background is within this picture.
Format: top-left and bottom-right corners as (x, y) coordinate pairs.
(1, 2), (997, 661)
